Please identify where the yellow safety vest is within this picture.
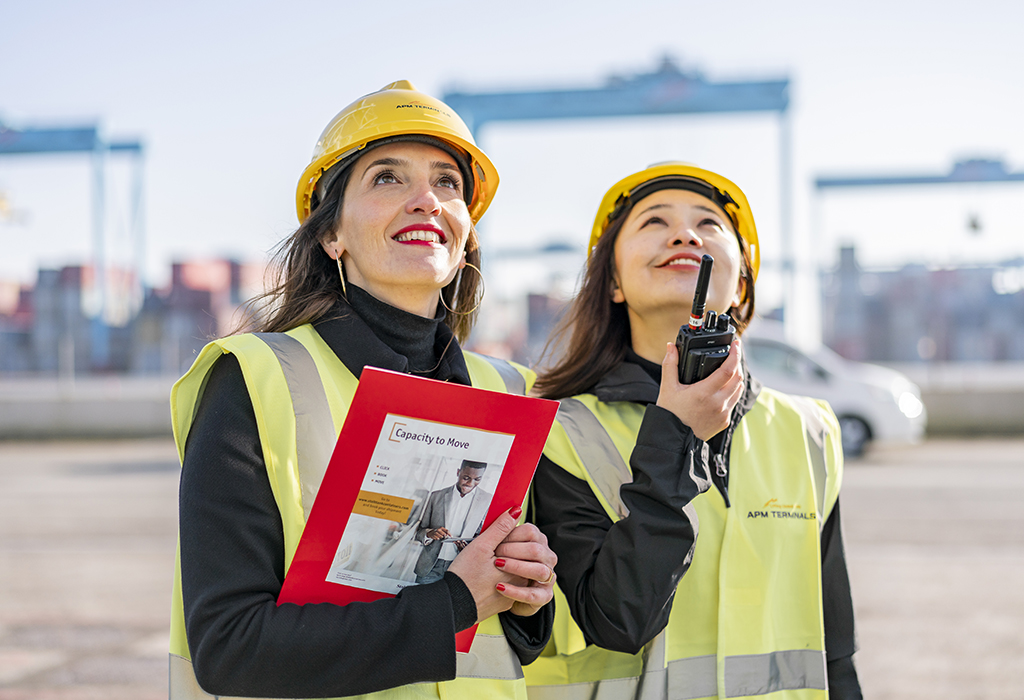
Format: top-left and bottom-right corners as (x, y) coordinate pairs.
(524, 388), (843, 700)
(169, 324), (535, 700)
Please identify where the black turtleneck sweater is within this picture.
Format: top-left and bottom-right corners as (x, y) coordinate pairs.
(178, 285), (550, 698)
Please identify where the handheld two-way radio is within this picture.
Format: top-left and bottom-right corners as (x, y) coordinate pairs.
(675, 254), (735, 384)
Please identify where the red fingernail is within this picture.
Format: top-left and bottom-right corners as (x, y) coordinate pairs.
(509, 505), (523, 519)
(496, 583), (506, 592)
(494, 558), (506, 568)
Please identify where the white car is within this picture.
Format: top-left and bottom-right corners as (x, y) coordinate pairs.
(742, 324), (926, 457)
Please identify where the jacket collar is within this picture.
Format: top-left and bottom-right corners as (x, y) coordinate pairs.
(311, 297), (471, 386)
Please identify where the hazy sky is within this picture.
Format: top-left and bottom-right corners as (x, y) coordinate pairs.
(2, 0), (1023, 312)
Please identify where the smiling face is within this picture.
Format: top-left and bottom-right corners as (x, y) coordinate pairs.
(320, 140), (472, 314)
(456, 466), (486, 496)
(612, 188), (744, 324)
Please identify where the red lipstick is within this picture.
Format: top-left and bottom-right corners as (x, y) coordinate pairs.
(392, 224), (447, 245)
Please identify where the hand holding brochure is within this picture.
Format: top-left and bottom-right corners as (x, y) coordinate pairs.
(277, 366), (558, 653)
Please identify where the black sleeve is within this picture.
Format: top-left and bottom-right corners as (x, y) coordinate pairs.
(499, 602), (555, 666)
(179, 355), (479, 698)
(821, 499), (863, 700)
(531, 404), (711, 654)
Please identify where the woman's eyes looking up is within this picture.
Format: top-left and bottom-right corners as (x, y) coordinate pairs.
(638, 215), (724, 232)
(370, 169), (461, 192)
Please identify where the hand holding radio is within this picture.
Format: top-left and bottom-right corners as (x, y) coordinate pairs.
(658, 340), (743, 442)
(675, 255), (735, 384)
(655, 254), (745, 441)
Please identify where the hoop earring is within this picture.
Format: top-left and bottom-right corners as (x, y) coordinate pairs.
(336, 253), (348, 298)
(439, 262), (484, 316)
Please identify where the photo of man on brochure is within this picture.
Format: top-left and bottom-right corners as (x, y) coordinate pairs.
(414, 460), (491, 584)
(326, 415), (512, 595)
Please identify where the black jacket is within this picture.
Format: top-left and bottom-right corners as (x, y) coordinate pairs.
(178, 289), (552, 698)
(530, 350), (862, 699)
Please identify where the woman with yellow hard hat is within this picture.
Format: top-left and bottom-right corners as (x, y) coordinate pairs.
(168, 81), (557, 699)
(523, 164), (862, 699)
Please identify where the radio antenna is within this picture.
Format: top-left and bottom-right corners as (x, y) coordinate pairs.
(688, 255), (714, 330)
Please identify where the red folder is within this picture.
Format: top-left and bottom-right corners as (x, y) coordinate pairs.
(278, 367), (558, 652)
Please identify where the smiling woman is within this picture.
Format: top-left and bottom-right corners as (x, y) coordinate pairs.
(248, 83), (499, 344)
(166, 81), (557, 700)
(325, 141), (474, 318)
(610, 187), (746, 363)
(525, 163), (863, 699)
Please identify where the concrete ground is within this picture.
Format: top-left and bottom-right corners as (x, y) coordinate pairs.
(841, 437), (1024, 699)
(0, 439), (177, 700)
(1, 437), (1022, 698)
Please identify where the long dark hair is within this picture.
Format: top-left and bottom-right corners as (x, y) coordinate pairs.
(534, 206), (756, 400)
(233, 163), (483, 343)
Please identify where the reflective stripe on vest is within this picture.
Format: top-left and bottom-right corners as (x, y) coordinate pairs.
(528, 646), (827, 700)
(170, 328), (534, 700)
(525, 389), (838, 700)
(527, 651), (710, 700)
(254, 332), (336, 522)
(464, 352), (529, 396)
(555, 398), (632, 519)
(787, 395), (829, 530)
(725, 649), (827, 697)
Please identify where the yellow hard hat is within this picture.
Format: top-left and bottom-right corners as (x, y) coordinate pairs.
(295, 80), (499, 224)
(590, 162), (760, 280)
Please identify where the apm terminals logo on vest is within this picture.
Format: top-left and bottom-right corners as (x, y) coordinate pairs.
(747, 498), (815, 521)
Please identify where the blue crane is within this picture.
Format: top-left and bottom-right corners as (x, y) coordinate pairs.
(442, 57), (794, 310)
(0, 123), (145, 369)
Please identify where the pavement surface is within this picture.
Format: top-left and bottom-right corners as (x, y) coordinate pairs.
(1, 436), (1023, 698)
(0, 439), (178, 700)
(840, 438), (1024, 699)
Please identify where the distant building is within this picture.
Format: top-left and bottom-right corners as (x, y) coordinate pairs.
(471, 241), (585, 365)
(823, 246), (1024, 362)
(130, 259), (263, 375)
(0, 281), (33, 373)
(0, 259), (262, 376)
(28, 267), (92, 374)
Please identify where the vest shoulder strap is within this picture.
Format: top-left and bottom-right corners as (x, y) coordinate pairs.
(253, 330), (342, 523)
(463, 352), (535, 395)
(773, 391), (844, 524)
(172, 328), (360, 562)
(170, 333), (284, 465)
(541, 395), (647, 523)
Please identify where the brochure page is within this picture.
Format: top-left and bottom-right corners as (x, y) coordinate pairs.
(327, 414), (514, 594)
